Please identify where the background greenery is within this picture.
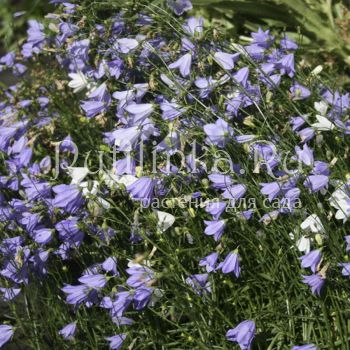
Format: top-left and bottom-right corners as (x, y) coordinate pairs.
(2, 0), (350, 85)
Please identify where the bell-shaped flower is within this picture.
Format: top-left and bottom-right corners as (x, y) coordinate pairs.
(114, 38), (138, 53)
(226, 320), (256, 350)
(218, 251), (240, 277)
(58, 322), (77, 340)
(214, 51), (240, 70)
(299, 249), (322, 273)
(169, 53), (192, 77)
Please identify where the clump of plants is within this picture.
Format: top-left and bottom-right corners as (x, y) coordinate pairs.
(0, 1), (350, 349)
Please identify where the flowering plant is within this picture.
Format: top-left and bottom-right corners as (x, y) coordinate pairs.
(0, 1), (350, 349)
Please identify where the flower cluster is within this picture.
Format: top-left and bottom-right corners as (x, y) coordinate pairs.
(0, 0), (349, 349)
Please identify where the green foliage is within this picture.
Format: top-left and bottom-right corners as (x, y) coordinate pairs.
(0, 0), (51, 51)
(192, 0), (350, 67)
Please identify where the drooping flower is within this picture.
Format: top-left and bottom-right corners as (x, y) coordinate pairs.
(114, 38), (138, 54)
(134, 287), (153, 310)
(81, 83), (111, 118)
(299, 250), (322, 273)
(251, 27), (273, 48)
(167, 0), (193, 15)
(67, 167), (89, 185)
(61, 284), (95, 307)
(58, 322), (77, 340)
(292, 344), (317, 350)
(339, 262), (350, 277)
(290, 115), (307, 131)
(205, 201), (227, 220)
(295, 235), (311, 254)
(104, 126), (141, 151)
(226, 320), (256, 350)
(126, 265), (154, 288)
(183, 17), (203, 36)
(302, 274), (325, 296)
(0, 325), (14, 348)
(0, 52), (15, 69)
(329, 184), (350, 222)
(298, 127), (315, 143)
(278, 53), (295, 77)
(126, 103), (154, 123)
(290, 83), (311, 100)
(233, 67), (249, 87)
(204, 220), (226, 241)
(78, 274), (107, 289)
(218, 251), (240, 277)
(0, 288), (21, 301)
(168, 53), (192, 77)
(52, 184), (84, 214)
(106, 334), (126, 350)
(159, 100), (185, 121)
(222, 184), (247, 201)
(199, 252), (218, 273)
(127, 177), (156, 206)
(208, 174), (233, 189)
(295, 144), (314, 166)
(21, 20), (45, 57)
(32, 228), (53, 245)
(260, 182), (281, 202)
(60, 135), (77, 154)
(214, 51), (240, 70)
(280, 36), (298, 51)
(185, 273), (211, 295)
(102, 257), (119, 276)
(312, 161), (330, 176)
(345, 236), (350, 252)
(304, 175), (329, 193)
(204, 118), (234, 147)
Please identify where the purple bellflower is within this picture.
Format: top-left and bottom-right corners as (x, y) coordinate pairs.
(303, 175), (329, 193)
(183, 17), (203, 36)
(295, 144), (314, 166)
(52, 184), (84, 213)
(0, 325), (14, 348)
(204, 118), (234, 147)
(226, 320), (256, 350)
(204, 220), (226, 241)
(127, 177), (156, 206)
(218, 251), (241, 277)
(214, 51), (240, 70)
(292, 345), (317, 350)
(339, 262), (350, 277)
(199, 252), (219, 273)
(106, 334), (126, 350)
(58, 322), (77, 340)
(290, 83), (311, 100)
(205, 201), (227, 220)
(345, 236), (350, 252)
(134, 286), (153, 310)
(126, 265), (154, 288)
(251, 27), (274, 48)
(299, 250), (322, 273)
(167, 0), (193, 15)
(185, 273), (211, 295)
(260, 182), (281, 202)
(302, 273), (325, 296)
(168, 53), (192, 77)
(280, 36), (298, 51)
